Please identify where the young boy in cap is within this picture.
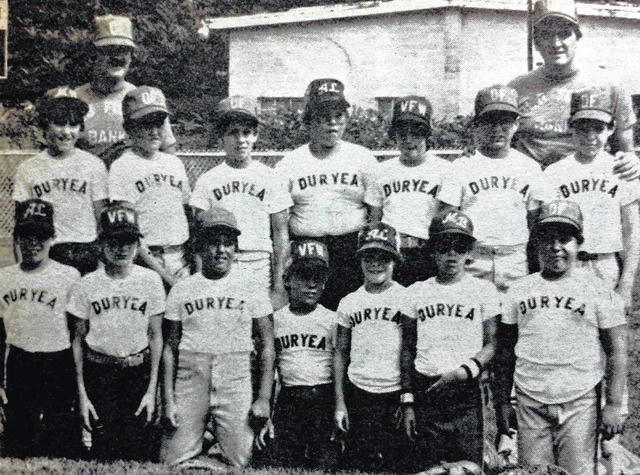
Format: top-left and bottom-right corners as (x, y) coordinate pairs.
(532, 87), (640, 307)
(161, 207), (274, 470)
(109, 86), (192, 288)
(438, 85), (542, 292)
(277, 78), (379, 311)
(13, 86), (108, 276)
(0, 199), (81, 458)
(333, 222), (409, 472)
(400, 210), (500, 470)
(364, 96), (452, 286)
(190, 96), (291, 308)
(267, 239), (338, 469)
(494, 200), (628, 475)
(75, 15), (176, 167)
(67, 203), (165, 461)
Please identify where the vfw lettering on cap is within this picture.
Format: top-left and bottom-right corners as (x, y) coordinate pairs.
(316, 81), (341, 95)
(23, 201), (48, 219)
(107, 207), (135, 225)
(297, 241), (326, 258)
(399, 100), (428, 116)
(488, 87), (516, 104)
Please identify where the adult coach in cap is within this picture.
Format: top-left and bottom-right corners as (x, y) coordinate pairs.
(508, 0), (638, 177)
(161, 207), (274, 470)
(13, 86), (108, 275)
(68, 203), (165, 461)
(75, 15), (177, 168)
(277, 79), (379, 311)
(364, 96), (452, 286)
(0, 199), (81, 458)
(190, 96), (291, 308)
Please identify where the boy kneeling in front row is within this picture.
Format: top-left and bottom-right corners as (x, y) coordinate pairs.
(494, 200), (628, 475)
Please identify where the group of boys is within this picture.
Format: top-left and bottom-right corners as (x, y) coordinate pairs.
(0, 11), (636, 475)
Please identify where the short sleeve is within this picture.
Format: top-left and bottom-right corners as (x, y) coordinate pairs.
(482, 283), (502, 321)
(363, 167), (384, 208)
(618, 179), (640, 207)
(265, 172), (294, 214)
(12, 163), (31, 202)
(501, 289), (519, 325)
(91, 158), (109, 202)
(108, 159), (137, 204)
(160, 116), (178, 151)
(247, 286), (273, 319)
(190, 176), (212, 211)
(613, 84), (636, 132)
(595, 290), (627, 329)
(66, 280), (90, 319)
(436, 173), (463, 208)
(177, 161), (191, 204)
(164, 284), (183, 322)
(146, 272), (167, 317)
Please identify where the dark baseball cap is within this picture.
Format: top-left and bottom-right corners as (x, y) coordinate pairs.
(197, 207), (241, 236)
(99, 203), (143, 239)
(391, 96), (432, 132)
(38, 86), (89, 120)
(429, 210), (476, 242)
(570, 87), (615, 124)
(474, 85), (520, 119)
(303, 78), (350, 118)
(14, 199), (55, 237)
(533, 200), (583, 236)
(357, 222), (402, 260)
(123, 86), (170, 122)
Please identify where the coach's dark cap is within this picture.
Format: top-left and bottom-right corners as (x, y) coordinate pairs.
(303, 78), (350, 121)
(14, 199), (55, 237)
(429, 210), (476, 242)
(390, 96), (432, 133)
(99, 203), (143, 239)
(197, 207), (241, 236)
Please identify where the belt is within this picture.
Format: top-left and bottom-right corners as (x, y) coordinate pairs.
(85, 346), (150, 368)
(576, 251), (618, 262)
(148, 244), (183, 255)
(399, 233), (428, 249)
(474, 243), (524, 256)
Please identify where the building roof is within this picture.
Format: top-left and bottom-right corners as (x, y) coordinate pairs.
(202, 0), (640, 31)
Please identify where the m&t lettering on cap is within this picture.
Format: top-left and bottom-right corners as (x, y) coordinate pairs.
(442, 212), (469, 228)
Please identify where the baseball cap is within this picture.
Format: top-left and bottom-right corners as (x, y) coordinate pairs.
(533, 200), (583, 235)
(429, 210), (476, 242)
(287, 239), (330, 276)
(356, 222), (402, 260)
(390, 96), (432, 131)
(303, 78), (350, 119)
(14, 199), (55, 237)
(38, 86), (89, 117)
(570, 87), (615, 124)
(533, 0), (579, 27)
(99, 203), (143, 239)
(123, 86), (169, 121)
(474, 85), (520, 119)
(217, 96), (260, 130)
(197, 207), (241, 235)
(93, 15), (137, 49)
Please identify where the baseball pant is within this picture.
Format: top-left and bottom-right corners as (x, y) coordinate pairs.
(343, 380), (404, 473)
(408, 372), (483, 471)
(235, 251), (272, 293)
(516, 386), (599, 475)
(467, 243), (528, 292)
(292, 232), (361, 312)
(269, 383), (338, 470)
(50, 241), (99, 276)
(84, 354), (158, 462)
(3, 346), (79, 459)
(395, 245), (436, 287)
(160, 350), (254, 468)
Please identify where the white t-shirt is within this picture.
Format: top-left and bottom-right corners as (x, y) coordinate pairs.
(165, 271), (273, 354)
(504, 271), (626, 404)
(75, 81), (176, 158)
(532, 151), (640, 254)
(438, 150), (542, 246)
(274, 304), (337, 387)
(337, 282), (408, 393)
(0, 260), (80, 353)
(190, 161), (292, 252)
(407, 274), (501, 376)
(277, 141), (377, 237)
(13, 149), (108, 244)
(67, 265), (165, 357)
(364, 154), (451, 240)
(109, 150), (191, 246)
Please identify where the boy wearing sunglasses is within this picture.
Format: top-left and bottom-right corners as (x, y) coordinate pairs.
(400, 210), (500, 470)
(532, 87), (640, 308)
(12, 87), (108, 275)
(108, 86), (192, 288)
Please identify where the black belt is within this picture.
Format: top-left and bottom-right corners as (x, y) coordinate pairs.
(85, 346), (149, 368)
(577, 251), (600, 261)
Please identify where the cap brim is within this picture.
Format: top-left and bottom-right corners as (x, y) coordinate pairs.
(534, 217), (581, 232)
(430, 230), (476, 242)
(306, 97), (350, 113)
(476, 104), (520, 118)
(14, 223), (55, 237)
(201, 223), (242, 236)
(94, 38), (137, 49)
(217, 111), (260, 129)
(289, 259), (329, 271)
(391, 114), (431, 129)
(357, 242), (402, 260)
(570, 110), (612, 124)
(127, 107), (170, 121)
(101, 228), (144, 239)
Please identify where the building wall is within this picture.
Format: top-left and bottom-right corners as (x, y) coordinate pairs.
(228, 8), (640, 120)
